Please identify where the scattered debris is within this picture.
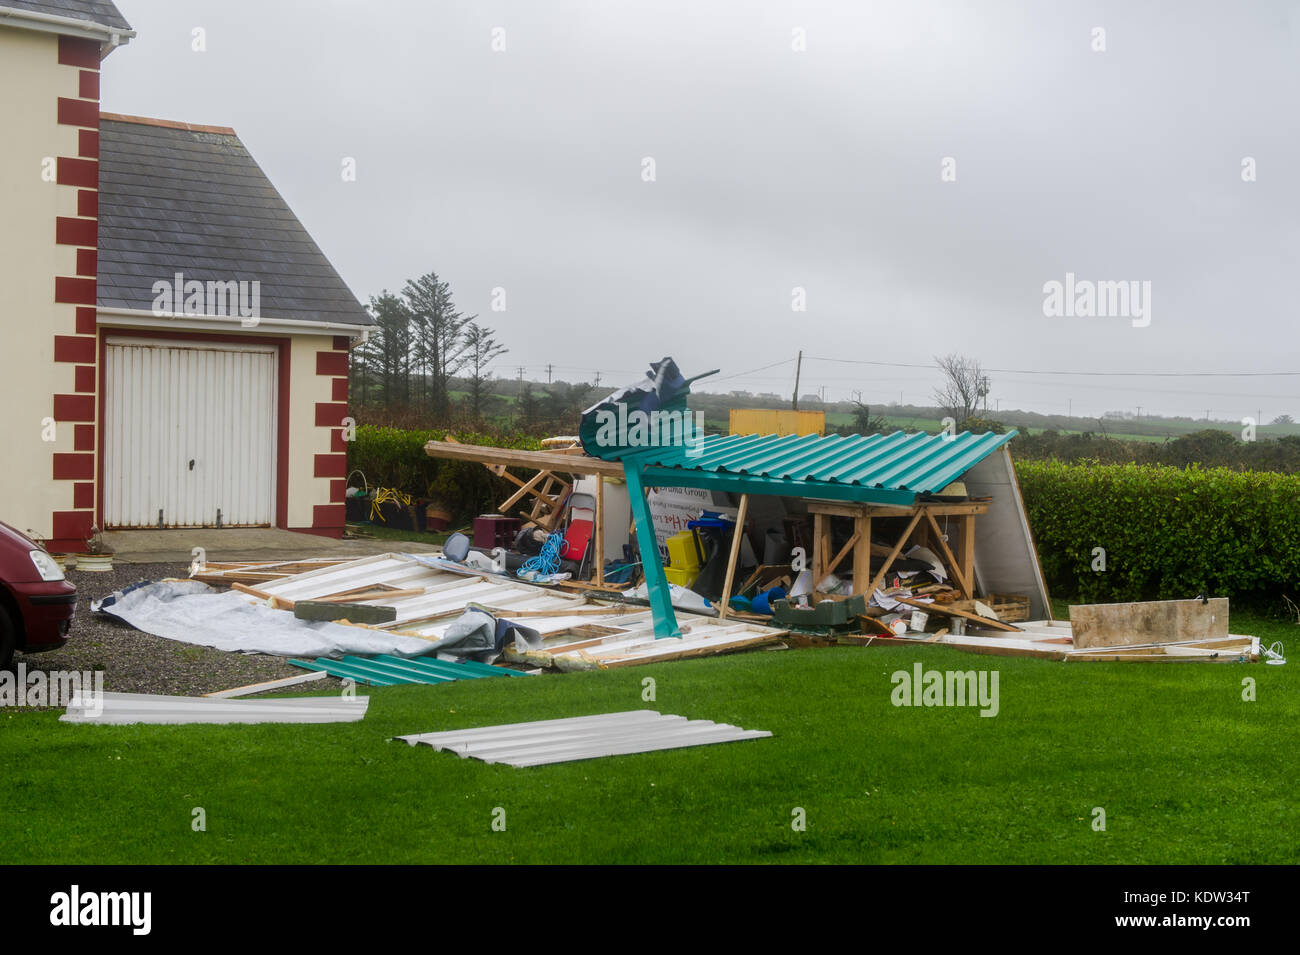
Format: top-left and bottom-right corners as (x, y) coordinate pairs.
(395, 710), (771, 767)
(846, 616), (1259, 662)
(193, 553), (790, 669)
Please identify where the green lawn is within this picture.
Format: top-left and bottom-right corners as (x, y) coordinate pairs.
(2, 612), (1293, 864)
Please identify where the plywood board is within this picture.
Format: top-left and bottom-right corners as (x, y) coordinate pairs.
(1070, 598), (1229, 649)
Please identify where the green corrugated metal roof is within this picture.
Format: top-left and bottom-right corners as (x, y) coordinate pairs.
(619, 430), (1016, 503)
(289, 655), (527, 687)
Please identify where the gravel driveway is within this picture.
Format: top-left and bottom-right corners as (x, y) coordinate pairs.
(12, 562), (334, 697)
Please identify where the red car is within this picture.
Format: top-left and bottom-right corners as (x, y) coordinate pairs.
(0, 523), (77, 670)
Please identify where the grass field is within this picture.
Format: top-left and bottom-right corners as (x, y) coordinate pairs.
(2, 610), (1293, 864)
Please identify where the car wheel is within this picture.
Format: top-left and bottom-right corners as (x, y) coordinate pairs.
(0, 605), (15, 672)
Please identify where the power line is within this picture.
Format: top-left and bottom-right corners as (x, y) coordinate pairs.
(802, 355), (1300, 379)
(709, 357), (797, 384)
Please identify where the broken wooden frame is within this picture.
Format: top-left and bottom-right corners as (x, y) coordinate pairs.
(805, 499), (988, 602)
(200, 553), (788, 668)
(426, 438), (623, 587)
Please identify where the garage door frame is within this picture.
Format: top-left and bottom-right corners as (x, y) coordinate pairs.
(97, 328), (292, 530)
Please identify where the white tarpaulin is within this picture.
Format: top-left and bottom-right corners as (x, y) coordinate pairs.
(92, 579), (439, 658)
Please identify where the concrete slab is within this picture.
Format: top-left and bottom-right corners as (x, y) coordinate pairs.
(102, 528), (442, 564)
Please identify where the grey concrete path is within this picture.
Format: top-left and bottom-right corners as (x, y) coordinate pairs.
(103, 528), (442, 564)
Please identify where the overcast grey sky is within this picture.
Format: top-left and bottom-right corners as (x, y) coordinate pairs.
(102, 1), (1300, 422)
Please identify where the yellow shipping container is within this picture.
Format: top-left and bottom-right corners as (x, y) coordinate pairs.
(728, 408), (826, 436)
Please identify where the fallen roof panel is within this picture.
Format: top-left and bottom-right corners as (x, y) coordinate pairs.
(61, 691), (369, 725)
(396, 710), (771, 766)
(291, 654), (528, 686)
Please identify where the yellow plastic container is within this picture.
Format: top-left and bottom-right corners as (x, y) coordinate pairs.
(665, 530), (702, 574)
(664, 566), (699, 588)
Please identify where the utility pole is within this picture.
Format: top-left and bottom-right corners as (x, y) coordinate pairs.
(594, 370), (602, 389)
(792, 350), (803, 411)
(545, 363), (553, 384)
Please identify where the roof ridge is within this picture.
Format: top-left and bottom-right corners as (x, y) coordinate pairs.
(99, 112), (237, 137)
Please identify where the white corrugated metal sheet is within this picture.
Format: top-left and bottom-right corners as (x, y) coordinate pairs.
(396, 710), (771, 766)
(104, 338), (277, 528)
(222, 554), (790, 667)
(61, 691), (367, 725)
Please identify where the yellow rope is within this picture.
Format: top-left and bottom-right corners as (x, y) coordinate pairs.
(368, 487), (412, 523)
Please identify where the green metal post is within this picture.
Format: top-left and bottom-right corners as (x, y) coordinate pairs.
(623, 463), (681, 638)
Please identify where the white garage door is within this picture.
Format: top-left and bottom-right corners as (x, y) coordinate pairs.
(104, 338), (278, 528)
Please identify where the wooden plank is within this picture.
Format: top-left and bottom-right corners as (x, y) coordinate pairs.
(716, 494), (749, 622)
(498, 469), (552, 513)
(1069, 598), (1230, 649)
(852, 514), (871, 598)
(424, 440), (625, 476)
(922, 510), (972, 598)
(823, 530), (859, 579)
(806, 501), (990, 518)
(314, 587), (426, 604)
(864, 509), (925, 598)
(232, 581), (277, 601)
(894, 596), (1022, 633)
(959, 514), (976, 601)
(594, 474), (605, 586)
(204, 671), (329, 698)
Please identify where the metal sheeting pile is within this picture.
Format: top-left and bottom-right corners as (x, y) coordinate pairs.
(395, 710), (771, 767)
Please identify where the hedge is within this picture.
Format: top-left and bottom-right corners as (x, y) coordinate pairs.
(1015, 459), (1300, 604)
(345, 426), (544, 523)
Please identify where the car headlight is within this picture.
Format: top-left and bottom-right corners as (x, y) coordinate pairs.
(30, 550), (65, 582)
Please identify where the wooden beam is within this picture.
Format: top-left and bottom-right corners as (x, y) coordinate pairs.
(204, 671), (329, 698)
(594, 474), (605, 585)
(807, 500), (990, 519)
(716, 494), (750, 622)
(498, 469), (552, 513)
(894, 595), (1022, 633)
(1070, 598), (1229, 649)
(960, 514), (976, 600)
(852, 513), (872, 598)
(823, 530), (860, 578)
(922, 510), (972, 598)
(424, 440), (624, 476)
(864, 509), (925, 599)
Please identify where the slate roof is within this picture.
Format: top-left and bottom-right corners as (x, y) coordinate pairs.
(0, 0), (132, 32)
(96, 115), (372, 326)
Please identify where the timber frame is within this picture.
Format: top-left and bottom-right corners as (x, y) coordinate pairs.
(425, 439), (1013, 641)
(805, 500), (989, 602)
